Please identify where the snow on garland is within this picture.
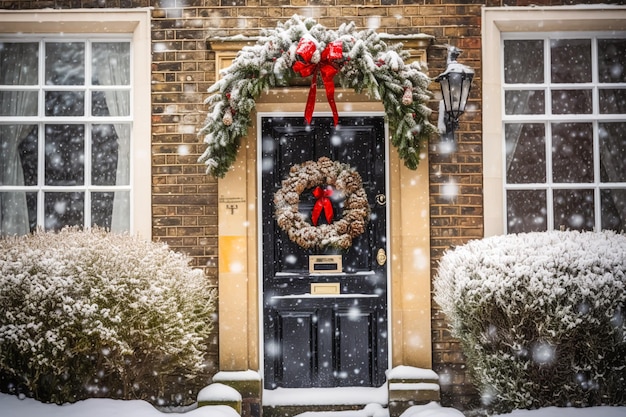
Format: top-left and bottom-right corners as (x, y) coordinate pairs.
(198, 15), (437, 178)
(274, 157), (369, 250)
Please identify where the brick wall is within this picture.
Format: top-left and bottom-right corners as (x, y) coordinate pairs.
(425, 3), (484, 409)
(150, 1), (222, 378)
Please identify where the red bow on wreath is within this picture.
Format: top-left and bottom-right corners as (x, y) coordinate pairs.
(311, 186), (334, 226)
(292, 38), (343, 125)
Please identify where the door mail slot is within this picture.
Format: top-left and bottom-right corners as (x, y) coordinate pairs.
(311, 282), (340, 295)
(309, 255), (342, 274)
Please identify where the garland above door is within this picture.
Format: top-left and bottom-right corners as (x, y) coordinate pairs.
(199, 14), (437, 178)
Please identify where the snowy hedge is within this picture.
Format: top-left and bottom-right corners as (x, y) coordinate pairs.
(0, 227), (217, 406)
(434, 231), (626, 414)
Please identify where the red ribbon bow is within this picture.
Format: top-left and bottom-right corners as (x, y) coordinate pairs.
(292, 38), (343, 125)
(311, 186), (334, 226)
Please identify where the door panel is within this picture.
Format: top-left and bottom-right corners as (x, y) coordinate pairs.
(336, 303), (377, 386)
(277, 310), (317, 387)
(261, 115), (387, 389)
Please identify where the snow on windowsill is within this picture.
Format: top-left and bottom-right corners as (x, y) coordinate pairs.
(386, 366), (439, 381)
(213, 370), (261, 382)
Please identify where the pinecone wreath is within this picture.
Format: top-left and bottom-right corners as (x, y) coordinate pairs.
(274, 157), (370, 250)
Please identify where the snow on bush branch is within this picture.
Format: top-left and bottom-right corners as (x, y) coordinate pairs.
(434, 231), (626, 413)
(0, 227), (216, 406)
(198, 14), (437, 178)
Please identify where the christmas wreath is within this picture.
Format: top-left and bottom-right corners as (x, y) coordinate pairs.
(199, 15), (437, 178)
(274, 157), (369, 250)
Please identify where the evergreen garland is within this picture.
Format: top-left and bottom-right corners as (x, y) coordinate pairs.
(198, 15), (437, 178)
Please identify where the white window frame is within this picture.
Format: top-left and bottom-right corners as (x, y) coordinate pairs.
(0, 9), (152, 238)
(482, 6), (626, 237)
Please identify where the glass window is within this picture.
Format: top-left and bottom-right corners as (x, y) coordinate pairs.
(503, 39), (544, 84)
(505, 123), (546, 184)
(503, 33), (626, 233)
(0, 39), (132, 235)
(550, 39), (592, 84)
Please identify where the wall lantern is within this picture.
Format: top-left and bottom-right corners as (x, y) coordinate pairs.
(435, 46), (474, 136)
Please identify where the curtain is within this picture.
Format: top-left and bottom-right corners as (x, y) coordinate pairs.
(94, 43), (131, 232)
(0, 43), (38, 236)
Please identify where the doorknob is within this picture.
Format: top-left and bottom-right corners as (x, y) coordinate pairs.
(376, 248), (387, 266)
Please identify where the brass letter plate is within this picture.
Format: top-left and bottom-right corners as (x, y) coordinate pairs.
(309, 255), (342, 274)
(311, 283), (340, 295)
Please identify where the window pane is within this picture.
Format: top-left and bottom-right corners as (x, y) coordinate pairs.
(25, 191), (37, 233)
(18, 125), (38, 186)
(92, 191), (129, 230)
(92, 90), (130, 116)
(601, 189), (626, 232)
(92, 42), (130, 86)
(0, 191), (34, 234)
(0, 125), (36, 186)
(551, 39), (591, 84)
(505, 123), (546, 184)
(45, 124), (84, 186)
(91, 191), (114, 229)
(45, 191), (84, 231)
(45, 42), (85, 85)
(599, 88), (626, 114)
(551, 89), (592, 114)
(551, 123), (593, 183)
(45, 91), (85, 116)
(0, 92), (38, 116)
(505, 90), (545, 115)
(507, 190), (547, 233)
(92, 124), (119, 186)
(0, 43), (39, 116)
(0, 42), (38, 85)
(553, 189), (595, 231)
(91, 91), (109, 116)
(599, 122), (626, 183)
(504, 40), (544, 84)
(598, 39), (626, 83)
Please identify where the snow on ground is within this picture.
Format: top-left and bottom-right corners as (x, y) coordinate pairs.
(0, 393), (238, 417)
(1, 393), (625, 417)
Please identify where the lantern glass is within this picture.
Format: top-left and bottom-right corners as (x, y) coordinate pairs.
(458, 72), (473, 114)
(439, 71), (474, 122)
(439, 75), (452, 114)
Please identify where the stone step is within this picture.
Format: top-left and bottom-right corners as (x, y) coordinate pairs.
(199, 367), (441, 417)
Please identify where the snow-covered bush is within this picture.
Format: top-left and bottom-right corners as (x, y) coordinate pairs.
(0, 227), (216, 406)
(434, 231), (626, 414)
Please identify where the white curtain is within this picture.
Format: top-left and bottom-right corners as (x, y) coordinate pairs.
(94, 43), (131, 232)
(0, 43), (38, 236)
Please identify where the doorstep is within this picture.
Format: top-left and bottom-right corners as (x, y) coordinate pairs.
(263, 386), (388, 406)
(203, 367), (440, 417)
(261, 386), (387, 417)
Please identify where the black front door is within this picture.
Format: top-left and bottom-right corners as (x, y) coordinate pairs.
(261, 115), (388, 389)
